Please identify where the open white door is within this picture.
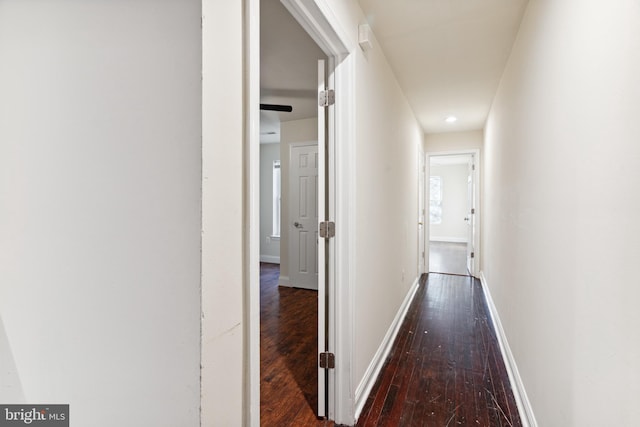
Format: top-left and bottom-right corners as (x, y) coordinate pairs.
(316, 59), (329, 418)
(418, 150), (426, 275)
(418, 149), (427, 277)
(466, 156), (476, 275)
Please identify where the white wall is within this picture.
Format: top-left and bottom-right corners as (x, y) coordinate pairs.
(484, 1), (640, 425)
(0, 1), (202, 426)
(279, 118), (317, 285)
(260, 144), (282, 263)
(425, 130), (483, 152)
(350, 14), (425, 396)
(429, 163), (469, 242)
(201, 1), (245, 426)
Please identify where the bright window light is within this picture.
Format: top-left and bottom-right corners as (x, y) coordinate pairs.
(430, 176), (442, 224)
(272, 160), (281, 237)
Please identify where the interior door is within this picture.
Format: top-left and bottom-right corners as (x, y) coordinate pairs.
(289, 143), (319, 290)
(466, 156), (475, 275)
(418, 150), (426, 275)
(316, 58), (328, 419)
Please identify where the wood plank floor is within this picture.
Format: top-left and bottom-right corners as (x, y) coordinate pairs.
(260, 263), (334, 426)
(261, 263), (521, 426)
(429, 241), (469, 276)
(357, 273), (521, 426)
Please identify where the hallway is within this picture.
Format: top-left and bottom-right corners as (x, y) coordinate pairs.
(357, 273), (521, 426)
(260, 263), (520, 426)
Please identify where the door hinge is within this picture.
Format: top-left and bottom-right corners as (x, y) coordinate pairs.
(471, 252), (475, 259)
(319, 90), (335, 107)
(319, 221), (335, 238)
(319, 352), (335, 369)
(472, 164), (476, 171)
(471, 208), (475, 214)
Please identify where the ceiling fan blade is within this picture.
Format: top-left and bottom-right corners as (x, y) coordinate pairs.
(260, 103), (293, 112)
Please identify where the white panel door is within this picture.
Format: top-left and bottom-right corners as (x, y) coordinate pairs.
(418, 150), (426, 275)
(289, 143), (319, 290)
(316, 59), (328, 419)
(466, 156), (476, 275)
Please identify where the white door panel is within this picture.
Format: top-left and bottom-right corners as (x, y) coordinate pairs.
(418, 150), (426, 275)
(290, 144), (319, 289)
(317, 59), (328, 419)
(466, 156), (475, 275)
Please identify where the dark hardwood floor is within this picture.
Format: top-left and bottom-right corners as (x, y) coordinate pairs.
(260, 263), (334, 426)
(429, 241), (469, 276)
(357, 273), (521, 426)
(261, 263), (521, 426)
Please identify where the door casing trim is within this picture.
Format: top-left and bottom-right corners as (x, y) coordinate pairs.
(246, 0), (355, 425)
(425, 149), (481, 277)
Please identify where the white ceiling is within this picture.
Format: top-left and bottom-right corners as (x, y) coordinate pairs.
(260, 0), (326, 143)
(357, 0), (528, 134)
(261, 0), (528, 139)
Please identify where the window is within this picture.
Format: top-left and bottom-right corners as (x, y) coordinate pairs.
(430, 176), (442, 224)
(272, 160), (281, 237)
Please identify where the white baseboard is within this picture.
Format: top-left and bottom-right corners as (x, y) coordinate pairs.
(430, 236), (468, 243)
(278, 275), (290, 287)
(354, 276), (421, 421)
(260, 255), (280, 264)
(479, 272), (537, 427)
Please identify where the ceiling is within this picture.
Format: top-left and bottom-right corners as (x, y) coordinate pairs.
(260, 0), (529, 139)
(260, 0), (326, 143)
(358, 0), (529, 134)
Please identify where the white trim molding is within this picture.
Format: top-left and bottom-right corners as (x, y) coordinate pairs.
(278, 275), (291, 287)
(479, 272), (538, 427)
(245, 0), (261, 426)
(429, 236), (468, 243)
(248, 0), (355, 424)
(281, 0), (352, 56)
(332, 52), (357, 425)
(260, 255), (280, 264)
(276, 1), (354, 424)
(354, 276), (421, 421)
(426, 149), (481, 277)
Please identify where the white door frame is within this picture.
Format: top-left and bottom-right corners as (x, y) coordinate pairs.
(418, 144), (427, 276)
(425, 149), (481, 277)
(246, 0), (355, 425)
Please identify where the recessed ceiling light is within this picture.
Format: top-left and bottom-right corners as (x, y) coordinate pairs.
(445, 115), (457, 123)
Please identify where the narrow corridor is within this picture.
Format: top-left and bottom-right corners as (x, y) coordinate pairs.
(260, 263), (521, 426)
(357, 273), (521, 426)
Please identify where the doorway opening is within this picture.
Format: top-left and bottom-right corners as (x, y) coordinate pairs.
(249, 0), (352, 424)
(259, 0), (325, 423)
(427, 152), (479, 277)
